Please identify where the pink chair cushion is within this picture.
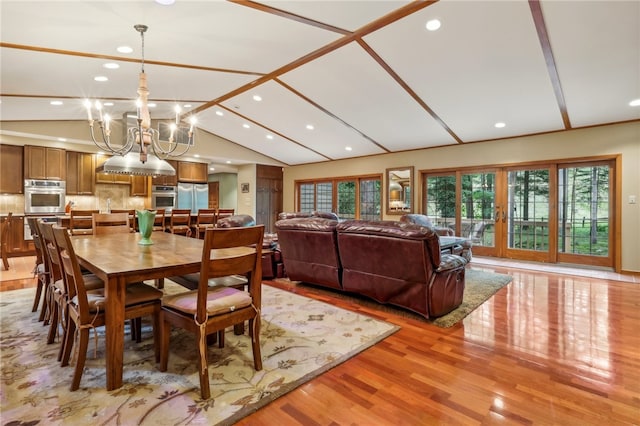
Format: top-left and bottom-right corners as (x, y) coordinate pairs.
(162, 286), (252, 316)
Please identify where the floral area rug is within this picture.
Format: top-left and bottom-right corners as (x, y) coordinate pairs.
(0, 281), (399, 425)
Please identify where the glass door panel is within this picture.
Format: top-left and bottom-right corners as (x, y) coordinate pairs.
(557, 163), (613, 267)
(337, 180), (356, 219)
(425, 174), (456, 230)
(505, 168), (553, 261)
(460, 171), (498, 256)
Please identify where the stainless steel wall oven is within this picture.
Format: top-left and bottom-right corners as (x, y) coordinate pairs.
(24, 180), (66, 214)
(151, 185), (177, 212)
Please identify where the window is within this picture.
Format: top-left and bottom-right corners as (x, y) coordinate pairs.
(295, 175), (382, 220)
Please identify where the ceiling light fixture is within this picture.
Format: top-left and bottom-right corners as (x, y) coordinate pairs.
(425, 19), (441, 31)
(84, 24), (196, 176)
(494, 122), (506, 128)
(630, 99), (640, 107)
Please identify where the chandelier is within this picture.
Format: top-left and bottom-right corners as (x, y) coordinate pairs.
(84, 24), (195, 173)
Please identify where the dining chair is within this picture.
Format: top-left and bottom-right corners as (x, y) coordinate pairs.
(194, 208), (217, 239)
(152, 209), (166, 232)
(26, 217), (48, 313)
(52, 226), (163, 391)
(159, 224), (264, 400)
(92, 212), (132, 235)
(0, 212), (11, 270)
(110, 209), (136, 232)
(39, 222), (103, 359)
(69, 209), (99, 236)
(168, 209), (192, 237)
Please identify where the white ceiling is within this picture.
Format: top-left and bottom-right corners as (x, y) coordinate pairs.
(1, 0), (639, 170)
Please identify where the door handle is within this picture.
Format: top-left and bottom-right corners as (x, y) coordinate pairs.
(495, 209), (501, 222)
(502, 211), (506, 223)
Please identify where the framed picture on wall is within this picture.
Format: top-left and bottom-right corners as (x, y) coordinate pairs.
(241, 183), (250, 193)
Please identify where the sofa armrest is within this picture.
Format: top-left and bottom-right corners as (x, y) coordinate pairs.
(436, 254), (467, 272)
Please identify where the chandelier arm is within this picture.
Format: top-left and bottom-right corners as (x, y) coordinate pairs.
(150, 130), (194, 158)
(89, 121), (132, 156)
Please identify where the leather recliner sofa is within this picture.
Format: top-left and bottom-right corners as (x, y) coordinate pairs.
(400, 214), (472, 262)
(275, 218), (467, 319)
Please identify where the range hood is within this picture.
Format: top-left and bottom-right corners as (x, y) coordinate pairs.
(96, 151), (176, 176)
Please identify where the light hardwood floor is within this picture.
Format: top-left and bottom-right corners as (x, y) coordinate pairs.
(3, 257), (639, 424)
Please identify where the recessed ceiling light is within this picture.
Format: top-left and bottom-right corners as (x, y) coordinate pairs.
(215, 111), (224, 116)
(103, 63), (119, 69)
(425, 19), (441, 31)
(94, 76), (108, 82)
(183, 104), (192, 108)
(345, 146), (352, 151)
(148, 103), (157, 108)
(155, 0), (175, 5)
(194, 154), (200, 158)
(494, 122), (506, 128)
(252, 95), (262, 102)
(306, 124), (314, 130)
(57, 137), (67, 142)
(266, 134), (274, 140)
(226, 160), (232, 164)
(630, 98), (640, 107)
(242, 123), (250, 129)
(117, 46), (133, 54)
(50, 101), (63, 106)
(103, 102), (114, 106)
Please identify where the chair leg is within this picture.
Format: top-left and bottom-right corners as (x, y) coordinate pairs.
(32, 278), (44, 313)
(46, 300), (59, 344)
(250, 315), (262, 371)
(40, 284), (52, 323)
(71, 328), (90, 391)
(197, 327), (211, 400)
(159, 313), (170, 372)
(60, 319), (76, 367)
(153, 305), (161, 363)
(155, 278), (164, 289)
(57, 303), (69, 361)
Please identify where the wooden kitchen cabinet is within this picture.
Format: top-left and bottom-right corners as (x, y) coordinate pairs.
(1, 215), (34, 257)
(24, 145), (66, 180)
(66, 151), (96, 195)
(0, 144), (24, 194)
(177, 161), (208, 183)
(95, 154), (131, 185)
(130, 175), (148, 196)
(151, 160), (178, 186)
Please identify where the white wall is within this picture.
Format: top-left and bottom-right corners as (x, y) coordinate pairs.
(282, 122), (640, 273)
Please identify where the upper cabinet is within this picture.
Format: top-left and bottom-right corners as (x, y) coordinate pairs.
(130, 175), (148, 196)
(95, 154), (131, 185)
(177, 161), (208, 183)
(24, 145), (66, 180)
(66, 151), (96, 195)
(151, 160), (178, 186)
(0, 144), (24, 194)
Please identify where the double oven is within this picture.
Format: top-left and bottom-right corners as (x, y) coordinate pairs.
(23, 179), (66, 240)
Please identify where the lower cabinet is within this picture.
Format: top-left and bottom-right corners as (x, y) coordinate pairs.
(3, 215), (35, 257)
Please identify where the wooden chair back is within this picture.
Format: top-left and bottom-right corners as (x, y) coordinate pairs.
(69, 209), (99, 236)
(169, 209), (192, 237)
(153, 209), (166, 231)
(92, 212), (132, 235)
(110, 209), (136, 232)
(26, 217), (47, 313)
(195, 208), (217, 239)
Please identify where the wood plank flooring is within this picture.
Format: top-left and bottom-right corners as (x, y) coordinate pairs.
(3, 259), (639, 424)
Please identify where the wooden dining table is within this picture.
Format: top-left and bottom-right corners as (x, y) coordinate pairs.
(70, 231), (204, 390)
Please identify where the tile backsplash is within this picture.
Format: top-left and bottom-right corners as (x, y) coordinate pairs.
(0, 184), (149, 215)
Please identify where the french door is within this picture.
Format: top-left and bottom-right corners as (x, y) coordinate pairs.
(423, 159), (615, 267)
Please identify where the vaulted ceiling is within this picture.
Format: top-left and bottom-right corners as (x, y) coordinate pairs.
(1, 1), (639, 170)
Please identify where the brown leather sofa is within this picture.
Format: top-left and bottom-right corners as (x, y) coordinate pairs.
(275, 217), (467, 318)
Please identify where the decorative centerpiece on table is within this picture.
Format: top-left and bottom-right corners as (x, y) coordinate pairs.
(136, 210), (157, 245)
